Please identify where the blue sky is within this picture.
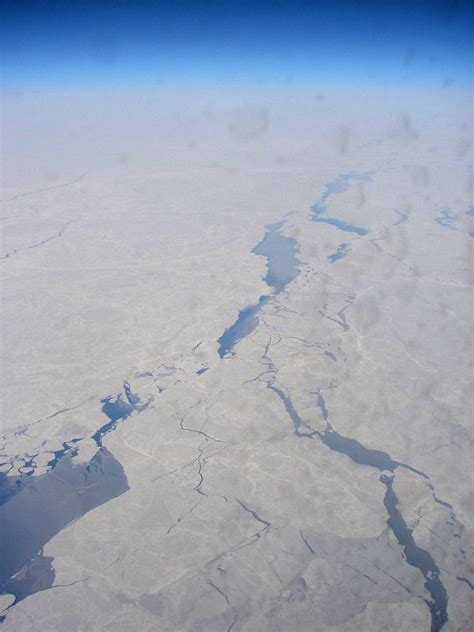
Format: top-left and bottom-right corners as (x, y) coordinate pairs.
(2, 0), (473, 87)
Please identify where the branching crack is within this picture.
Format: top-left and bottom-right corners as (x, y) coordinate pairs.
(167, 501), (201, 535)
(207, 579), (231, 606)
(180, 417), (223, 443)
(456, 576), (474, 590)
(1, 222), (72, 261)
(299, 530), (317, 555)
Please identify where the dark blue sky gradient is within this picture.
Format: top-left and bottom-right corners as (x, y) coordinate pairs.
(2, 0), (473, 87)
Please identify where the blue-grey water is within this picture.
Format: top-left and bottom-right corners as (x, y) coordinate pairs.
(267, 383), (449, 631)
(318, 424), (397, 470)
(0, 382), (151, 617)
(0, 552), (55, 617)
(218, 295), (271, 358)
(435, 209), (455, 228)
(0, 448), (128, 613)
(384, 480), (448, 632)
(0, 454), (38, 505)
(328, 242), (351, 263)
(218, 173), (372, 358)
(310, 172), (370, 235)
(1, 169), (452, 629)
(92, 382), (149, 446)
(252, 220), (300, 292)
(48, 172), (447, 631)
(311, 426), (447, 629)
(218, 221), (300, 357)
(319, 425), (448, 629)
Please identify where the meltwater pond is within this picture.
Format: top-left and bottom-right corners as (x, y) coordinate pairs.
(218, 221), (300, 357)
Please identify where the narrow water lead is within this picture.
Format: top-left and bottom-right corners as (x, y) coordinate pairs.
(318, 424), (448, 631)
(218, 295), (270, 358)
(218, 221), (300, 357)
(384, 481), (448, 632)
(310, 171), (370, 235)
(269, 383), (449, 631)
(93, 382), (150, 446)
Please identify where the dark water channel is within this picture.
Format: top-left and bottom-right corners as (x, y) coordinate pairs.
(218, 172), (372, 357)
(0, 383), (149, 617)
(0, 449), (128, 613)
(314, 420), (448, 630)
(268, 384), (449, 630)
(310, 172), (370, 235)
(218, 295), (271, 358)
(318, 424), (448, 631)
(218, 221), (300, 357)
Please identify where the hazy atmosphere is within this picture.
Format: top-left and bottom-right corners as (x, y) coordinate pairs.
(1, 2), (473, 631)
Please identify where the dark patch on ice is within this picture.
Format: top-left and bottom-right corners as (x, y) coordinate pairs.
(435, 209), (455, 228)
(328, 242), (351, 263)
